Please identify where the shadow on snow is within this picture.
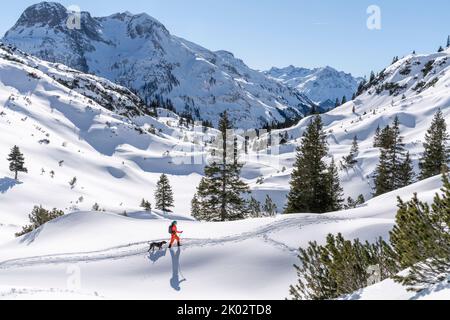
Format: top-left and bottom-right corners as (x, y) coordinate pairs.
(0, 177), (22, 194)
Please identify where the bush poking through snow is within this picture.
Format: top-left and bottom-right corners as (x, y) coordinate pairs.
(69, 177), (77, 189)
(16, 206), (64, 237)
(248, 197), (262, 218)
(263, 195), (278, 217)
(289, 234), (399, 300)
(345, 195), (366, 209)
(390, 173), (450, 292)
(292, 173), (450, 298)
(140, 199), (152, 212)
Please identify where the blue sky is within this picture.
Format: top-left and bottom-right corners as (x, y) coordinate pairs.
(1, 0), (449, 77)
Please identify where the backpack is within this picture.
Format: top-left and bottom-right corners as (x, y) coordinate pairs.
(168, 224), (173, 234)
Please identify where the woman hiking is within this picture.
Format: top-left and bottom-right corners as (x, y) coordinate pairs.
(169, 221), (183, 248)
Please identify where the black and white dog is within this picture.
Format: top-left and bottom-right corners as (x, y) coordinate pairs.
(148, 241), (167, 253)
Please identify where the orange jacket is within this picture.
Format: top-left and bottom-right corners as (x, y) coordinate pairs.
(171, 224), (183, 235)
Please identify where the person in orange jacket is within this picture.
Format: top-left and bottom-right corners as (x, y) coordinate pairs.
(169, 221), (183, 248)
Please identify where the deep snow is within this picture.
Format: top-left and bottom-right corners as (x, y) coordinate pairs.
(0, 175), (445, 300)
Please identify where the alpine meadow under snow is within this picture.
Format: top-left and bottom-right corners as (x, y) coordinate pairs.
(0, 2), (449, 300)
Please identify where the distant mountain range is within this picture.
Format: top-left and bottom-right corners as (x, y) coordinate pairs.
(265, 65), (363, 110)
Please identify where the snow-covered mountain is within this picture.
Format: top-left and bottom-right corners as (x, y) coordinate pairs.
(265, 65), (363, 109)
(2, 2), (316, 129)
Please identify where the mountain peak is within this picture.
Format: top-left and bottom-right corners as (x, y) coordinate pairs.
(12, 1), (68, 29)
(265, 65), (362, 105)
(105, 11), (168, 38)
(28, 1), (65, 12)
(6, 1), (102, 39)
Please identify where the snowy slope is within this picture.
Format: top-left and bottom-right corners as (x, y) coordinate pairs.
(2, 2), (316, 129)
(249, 48), (450, 207)
(0, 42), (209, 242)
(265, 65), (363, 109)
(344, 276), (450, 300)
(0, 175), (445, 300)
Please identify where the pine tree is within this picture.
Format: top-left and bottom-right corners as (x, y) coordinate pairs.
(447, 35), (450, 48)
(155, 174), (174, 213)
(374, 125), (394, 196)
(399, 152), (414, 187)
(345, 197), (356, 209)
(248, 197), (262, 218)
(192, 178), (211, 221)
(285, 116), (330, 214)
(356, 78), (367, 96)
(373, 147), (392, 196)
(263, 195), (277, 217)
(343, 136), (359, 169)
(374, 117), (411, 195)
(345, 194), (366, 209)
(369, 71), (376, 83)
(190, 194), (201, 219)
(438, 46), (444, 53)
(7, 145), (27, 180)
(193, 112), (250, 221)
(335, 98), (340, 108)
(341, 96), (347, 105)
(356, 194), (366, 205)
(419, 109), (449, 180)
(390, 116), (407, 188)
(327, 158), (344, 212)
(373, 125), (382, 147)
